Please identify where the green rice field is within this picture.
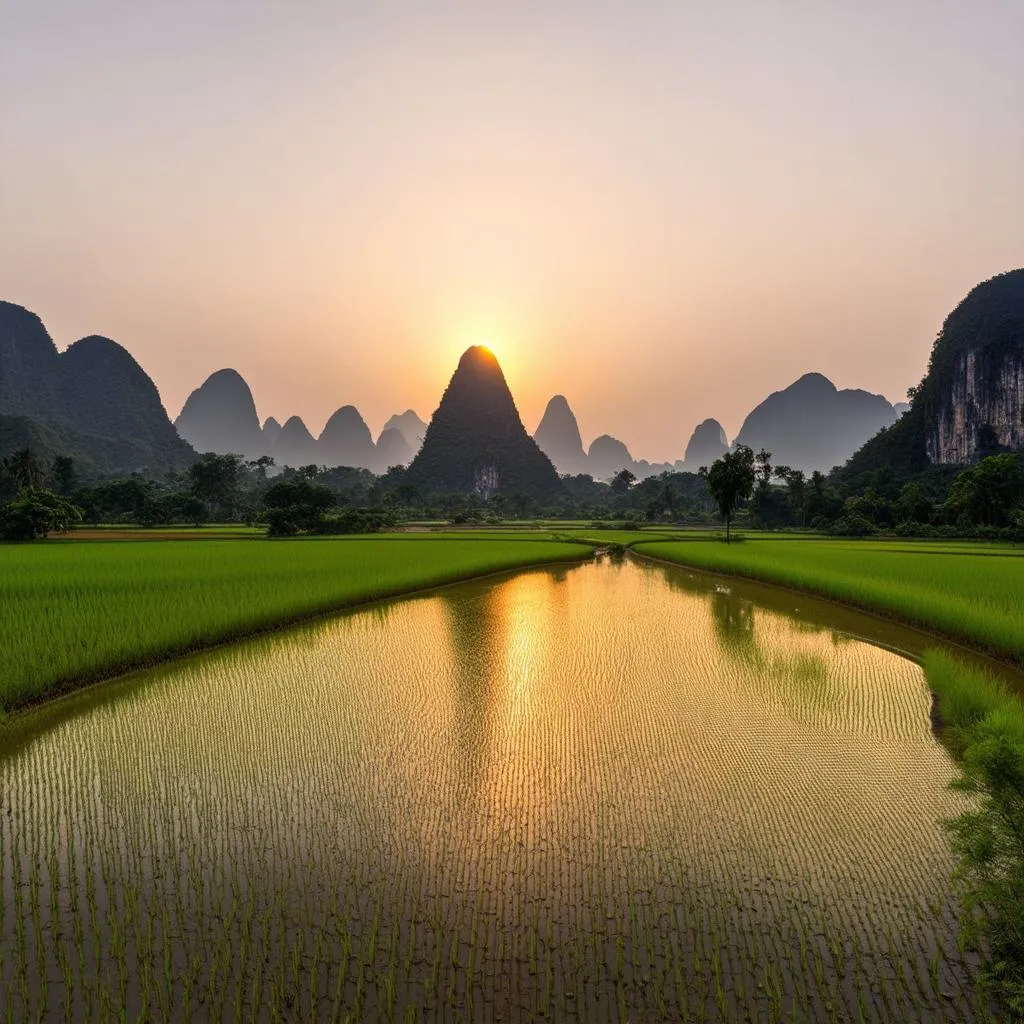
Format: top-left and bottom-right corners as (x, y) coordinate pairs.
(0, 557), (1000, 1022)
(633, 538), (1024, 665)
(0, 537), (590, 714)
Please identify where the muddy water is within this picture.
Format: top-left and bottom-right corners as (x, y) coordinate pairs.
(0, 555), (999, 1021)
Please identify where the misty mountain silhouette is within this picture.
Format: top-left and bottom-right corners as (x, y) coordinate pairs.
(682, 418), (729, 469)
(382, 409), (427, 453)
(588, 434), (634, 481)
(174, 368), (266, 459)
(405, 346), (561, 495)
(375, 426), (412, 469)
(319, 404), (375, 469)
(533, 395), (587, 475)
(274, 415), (319, 468)
(734, 372), (896, 473)
(262, 416), (282, 447)
(0, 301), (193, 475)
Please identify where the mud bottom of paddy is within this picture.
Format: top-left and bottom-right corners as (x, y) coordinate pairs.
(0, 556), (998, 1022)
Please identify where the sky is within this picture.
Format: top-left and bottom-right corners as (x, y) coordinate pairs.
(2, 1), (1022, 461)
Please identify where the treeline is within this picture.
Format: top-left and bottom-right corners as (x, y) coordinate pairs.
(2, 443), (1023, 540)
(701, 447), (1024, 540)
(0, 450), (390, 539)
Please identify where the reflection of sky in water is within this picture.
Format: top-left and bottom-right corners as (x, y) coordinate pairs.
(0, 557), (987, 1022)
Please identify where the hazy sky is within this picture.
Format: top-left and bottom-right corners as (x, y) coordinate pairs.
(2, 2), (1022, 460)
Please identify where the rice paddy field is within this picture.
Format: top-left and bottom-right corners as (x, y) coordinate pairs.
(0, 536), (590, 713)
(632, 537), (1024, 665)
(1, 555), (1008, 1022)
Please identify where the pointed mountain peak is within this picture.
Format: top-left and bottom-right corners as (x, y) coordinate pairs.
(174, 368), (264, 457)
(281, 415), (313, 436)
(382, 409), (427, 452)
(405, 348), (560, 495)
(682, 418), (729, 468)
(791, 372), (836, 393)
(534, 394), (586, 475)
(321, 404), (370, 436)
(319, 404), (374, 469)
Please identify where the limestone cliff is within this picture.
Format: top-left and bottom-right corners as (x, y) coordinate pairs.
(923, 269), (1024, 463)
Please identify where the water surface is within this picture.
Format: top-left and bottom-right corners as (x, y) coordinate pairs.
(0, 556), (991, 1021)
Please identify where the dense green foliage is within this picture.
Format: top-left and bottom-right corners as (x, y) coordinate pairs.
(0, 488), (81, 540)
(0, 537), (590, 713)
(634, 538), (1024, 663)
(925, 651), (1024, 1019)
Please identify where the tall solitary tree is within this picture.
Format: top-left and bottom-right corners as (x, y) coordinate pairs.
(700, 445), (755, 542)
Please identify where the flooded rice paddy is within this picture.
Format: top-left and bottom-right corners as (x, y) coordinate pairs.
(0, 555), (1000, 1021)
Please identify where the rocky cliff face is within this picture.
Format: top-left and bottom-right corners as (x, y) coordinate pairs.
(836, 269), (1024, 484)
(923, 270), (1024, 464)
(928, 350), (1024, 463)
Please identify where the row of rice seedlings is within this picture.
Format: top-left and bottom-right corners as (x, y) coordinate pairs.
(634, 538), (1024, 663)
(0, 537), (592, 711)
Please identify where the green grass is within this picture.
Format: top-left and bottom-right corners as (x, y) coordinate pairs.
(634, 537), (1024, 664)
(924, 650), (1024, 1016)
(0, 536), (590, 714)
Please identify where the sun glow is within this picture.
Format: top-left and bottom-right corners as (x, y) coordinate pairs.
(444, 317), (517, 378)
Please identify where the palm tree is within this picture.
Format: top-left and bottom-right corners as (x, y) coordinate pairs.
(2, 448), (45, 490)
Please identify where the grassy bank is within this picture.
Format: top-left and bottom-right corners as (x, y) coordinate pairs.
(0, 536), (591, 714)
(633, 535), (1024, 1015)
(634, 538), (1024, 665)
(924, 650), (1024, 1017)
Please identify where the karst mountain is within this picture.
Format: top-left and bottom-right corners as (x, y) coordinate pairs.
(839, 268), (1024, 483)
(0, 301), (193, 475)
(405, 346), (561, 496)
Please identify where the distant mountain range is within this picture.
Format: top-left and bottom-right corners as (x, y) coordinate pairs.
(530, 376), (899, 479)
(3, 268), (1021, 488)
(174, 369), (426, 473)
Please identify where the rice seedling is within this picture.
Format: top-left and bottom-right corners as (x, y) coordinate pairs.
(0, 555), (995, 1021)
(634, 537), (1024, 664)
(0, 536), (590, 713)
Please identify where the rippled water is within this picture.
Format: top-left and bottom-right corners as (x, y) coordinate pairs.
(0, 555), (992, 1021)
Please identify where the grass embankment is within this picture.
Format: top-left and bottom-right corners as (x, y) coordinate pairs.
(635, 538), (1024, 665)
(924, 651), (1024, 1016)
(0, 536), (590, 715)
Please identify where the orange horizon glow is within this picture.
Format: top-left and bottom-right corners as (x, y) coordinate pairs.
(1, 4), (1021, 459)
